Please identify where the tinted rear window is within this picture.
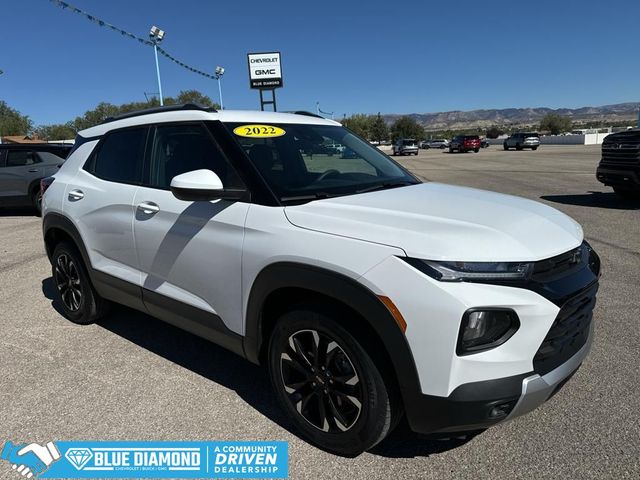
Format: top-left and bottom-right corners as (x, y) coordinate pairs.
(464, 136), (480, 140)
(89, 127), (147, 184)
(524, 133), (539, 137)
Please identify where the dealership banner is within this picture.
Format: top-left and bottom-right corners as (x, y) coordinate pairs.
(0, 441), (288, 478)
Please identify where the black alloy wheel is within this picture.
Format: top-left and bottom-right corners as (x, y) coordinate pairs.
(268, 309), (397, 455)
(280, 328), (363, 433)
(54, 253), (82, 312)
(51, 242), (109, 324)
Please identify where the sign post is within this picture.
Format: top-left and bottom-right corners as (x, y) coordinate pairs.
(247, 52), (283, 111)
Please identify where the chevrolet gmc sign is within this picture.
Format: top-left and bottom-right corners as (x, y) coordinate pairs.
(248, 52), (283, 89)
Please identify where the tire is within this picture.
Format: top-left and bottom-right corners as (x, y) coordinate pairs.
(449, 147), (454, 153)
(503, 143), (508, 150)
(51, 242), (110, 325)
(474, 148), (480, 153)
(516, 144), (523, 151)
(531, 146), (538, 151)
(268, 308), (397, 456)
(31, 186), (43, 217)
(613, 186), (640, 200)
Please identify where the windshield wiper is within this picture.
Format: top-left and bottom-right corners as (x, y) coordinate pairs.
(280, 192), (343, 204)
(356, 181), (415, 194)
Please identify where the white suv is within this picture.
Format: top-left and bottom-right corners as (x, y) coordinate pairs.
(41, 105), (600, 456)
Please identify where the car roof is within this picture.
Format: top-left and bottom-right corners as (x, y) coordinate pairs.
(79, 107), (342, 138)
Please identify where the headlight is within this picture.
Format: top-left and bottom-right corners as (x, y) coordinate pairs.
(403, 258), (534, 282)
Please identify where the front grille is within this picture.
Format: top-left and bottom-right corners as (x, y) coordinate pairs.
(533, 282), (598, 376)
(531, 245), (584, 281)
(601, 142), (640, 166)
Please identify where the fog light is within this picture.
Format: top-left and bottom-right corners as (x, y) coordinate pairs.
(488, 400), (517, 419)
(457, 309), (519, 355)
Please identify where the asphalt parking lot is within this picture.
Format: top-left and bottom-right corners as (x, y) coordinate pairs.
(1, 145), (638, 479)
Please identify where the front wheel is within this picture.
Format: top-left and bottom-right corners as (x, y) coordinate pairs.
(31, 187), (43, 217)
(531, 146), (538, 151)
(474, 148), (480, 153)
(503, 143), (508, 150)
(268, 309), (397, 456)
(449, 147), (454, 153)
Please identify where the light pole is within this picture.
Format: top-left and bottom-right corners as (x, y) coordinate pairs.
(149, 26), (165, 106)
(215, 66), (225, 110)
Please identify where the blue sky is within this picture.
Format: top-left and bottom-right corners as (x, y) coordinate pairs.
(2, 0), (639, 125)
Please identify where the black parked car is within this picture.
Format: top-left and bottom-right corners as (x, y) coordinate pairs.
(0, 143), (72, 214)
(596, 130), (640, 200)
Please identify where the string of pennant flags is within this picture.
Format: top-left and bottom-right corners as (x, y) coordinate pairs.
(49, 0), (218, 80)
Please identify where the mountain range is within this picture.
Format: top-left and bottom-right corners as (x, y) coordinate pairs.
(383, 102), (640, 131)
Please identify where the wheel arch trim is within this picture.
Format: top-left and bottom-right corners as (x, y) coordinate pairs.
(243, 261), (422, 395)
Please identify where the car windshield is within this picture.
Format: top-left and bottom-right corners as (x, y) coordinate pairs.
(402, 139), (417, 146)
(225, 122), (418, 204)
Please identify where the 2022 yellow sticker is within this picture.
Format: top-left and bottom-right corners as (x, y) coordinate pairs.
(233, 124), (286, 138)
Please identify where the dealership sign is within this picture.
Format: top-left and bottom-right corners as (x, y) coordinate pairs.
(247, 52), (282, 89)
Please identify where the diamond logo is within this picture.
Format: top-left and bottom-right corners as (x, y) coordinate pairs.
(65, 448), (93, 470)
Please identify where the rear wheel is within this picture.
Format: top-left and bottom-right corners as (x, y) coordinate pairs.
(503, 143), (508, 150)
(516, 143), (523, 151)
(51, 242), (110, 324)
(613, 186), (640, 200)
(474, 148), (480, 153)
(268, 308), (397, 456)
(449, 147), (454, 153)
(531, 146), (538, 151)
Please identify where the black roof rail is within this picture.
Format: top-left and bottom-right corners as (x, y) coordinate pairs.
(291, 110), (325, 119)
(101, 103), (217, 125)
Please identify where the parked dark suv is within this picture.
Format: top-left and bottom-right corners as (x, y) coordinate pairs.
(449, 135), (481, 153)
(0, 144), (71, 214)
(596, 130), (640, 199)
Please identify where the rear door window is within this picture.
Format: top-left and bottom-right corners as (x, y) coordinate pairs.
(87, 127), (148, 184)
(6, 150), (39, 167)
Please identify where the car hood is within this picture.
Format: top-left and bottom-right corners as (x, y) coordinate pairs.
(284, 183), (583, 261)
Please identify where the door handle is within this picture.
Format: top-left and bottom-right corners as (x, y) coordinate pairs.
(68, 189), (84, 201)
(137, 201), (160, 215)
(28, 169), (39, 173)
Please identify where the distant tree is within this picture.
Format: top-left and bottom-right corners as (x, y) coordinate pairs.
(486, 126), (505, 139)
(342, 114), (372, 139)
(390, 116), (425, 141)
(0, 101), (33, 136)
(34, 123), (77, 141)
(171, 90), (219, 108)
(68, 91), (219, 131)
(539, 113), (572, 135)
(369, 113), (389, 142)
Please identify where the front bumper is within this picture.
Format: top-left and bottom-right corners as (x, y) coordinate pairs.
(596, 165), (640, 187)
(403, 323), (593, 433)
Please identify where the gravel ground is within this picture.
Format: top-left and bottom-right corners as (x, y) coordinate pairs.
(0, 144), (638, 479)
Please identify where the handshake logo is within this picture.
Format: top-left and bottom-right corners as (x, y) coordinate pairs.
(0, 442), (60, 478)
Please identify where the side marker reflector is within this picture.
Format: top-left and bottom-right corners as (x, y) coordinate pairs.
(378, 295), (407, 333)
